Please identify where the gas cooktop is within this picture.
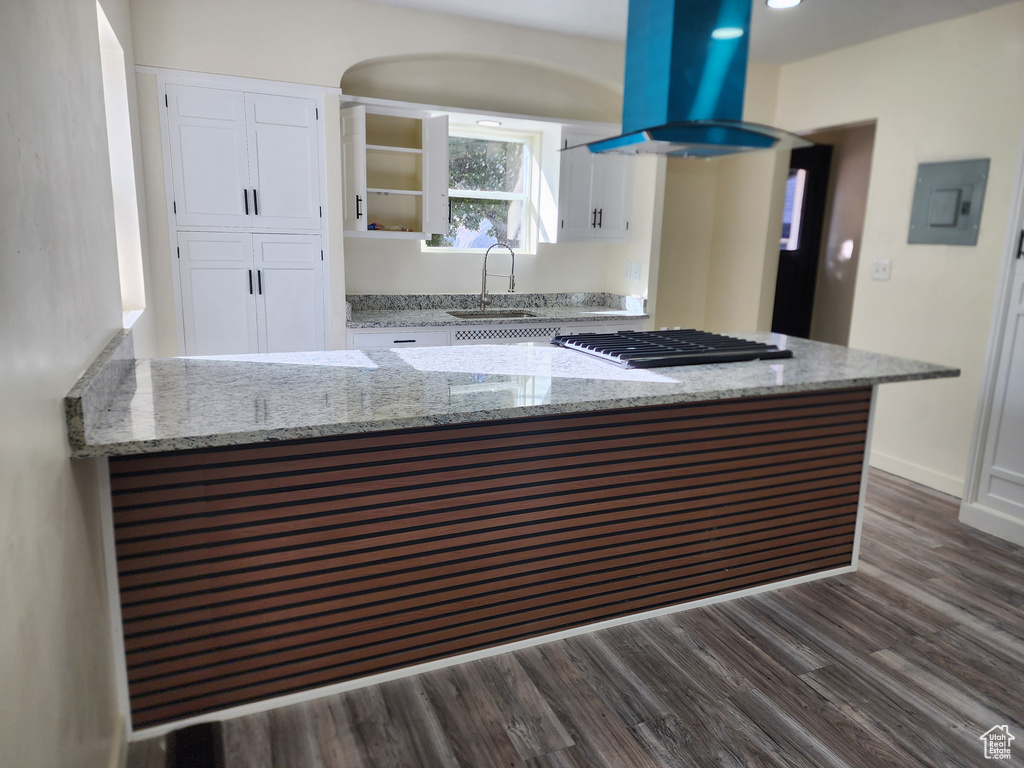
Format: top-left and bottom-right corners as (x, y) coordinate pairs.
(550, 329), (793, 369)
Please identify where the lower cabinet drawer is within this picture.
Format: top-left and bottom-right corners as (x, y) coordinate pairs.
(350, 331), (451, 349)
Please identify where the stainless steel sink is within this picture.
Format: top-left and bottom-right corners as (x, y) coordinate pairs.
(447, 310), (537, 319)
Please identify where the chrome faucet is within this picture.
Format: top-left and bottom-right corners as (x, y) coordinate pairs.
(480, 243), (516, 310)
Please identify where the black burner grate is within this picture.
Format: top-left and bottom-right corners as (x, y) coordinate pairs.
(550, 329), (793, 369)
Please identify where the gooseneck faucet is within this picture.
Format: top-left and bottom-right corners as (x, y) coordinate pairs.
(480, 243), (516, 310)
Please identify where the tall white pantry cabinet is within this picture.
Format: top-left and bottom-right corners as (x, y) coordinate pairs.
(163, 82), (328, 355)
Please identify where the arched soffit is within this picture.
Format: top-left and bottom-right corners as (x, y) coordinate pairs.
(341, 53), (622, 124)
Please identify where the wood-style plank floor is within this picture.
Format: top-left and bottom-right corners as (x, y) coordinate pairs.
(127, 470), (1024, 768)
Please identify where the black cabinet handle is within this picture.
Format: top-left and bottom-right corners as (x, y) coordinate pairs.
(591, 208), (597, 228)
(356, 195), (362, 219)
(248, 270), (253, 295)
(257, 270), (262, 295)
(252, 189), (259, 216)
(392, 339), (416, 344)
(598, 208), (603, 228)
(243, 189), (249, 215)
(1017, 229), (1023, 259)
(448, 198), (452, 225)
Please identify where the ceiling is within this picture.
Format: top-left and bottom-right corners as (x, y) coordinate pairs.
(360, 0), (1017, 65)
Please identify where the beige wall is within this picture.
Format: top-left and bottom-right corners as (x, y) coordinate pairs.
(654, 62), (787, 334)
(775, 2), (1024, 494)
(1, 0), (126, 766)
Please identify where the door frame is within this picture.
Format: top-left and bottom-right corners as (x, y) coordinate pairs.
(960, 117), (1024, 542)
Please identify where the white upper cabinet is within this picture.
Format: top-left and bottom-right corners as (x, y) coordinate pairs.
(340, 105), (368, 231)
(166, 84), (321, 231)
(166, 87), (252, 229)
(341, 103), (449, 239)
(244, 93), (322, 230)
(558, 128), (633, 242)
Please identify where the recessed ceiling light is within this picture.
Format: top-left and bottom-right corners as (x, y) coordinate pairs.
(766, 0), (802, 9)
(477, 120), (502, 127)
(711, 27), (744, 40)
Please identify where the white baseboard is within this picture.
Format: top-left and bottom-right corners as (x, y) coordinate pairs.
(108, 715), (127, 768)
(869, 451), (964, 498)
(959, 501), (1024, 546)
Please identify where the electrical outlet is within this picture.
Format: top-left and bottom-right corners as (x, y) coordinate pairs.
(871, 259), (892, 281)
(631, 262), (642, 281)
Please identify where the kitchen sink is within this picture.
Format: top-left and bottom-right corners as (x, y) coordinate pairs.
(446, 310), (537, 319)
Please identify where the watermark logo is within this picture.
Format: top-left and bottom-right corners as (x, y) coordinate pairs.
(980, 725), (1014, 760)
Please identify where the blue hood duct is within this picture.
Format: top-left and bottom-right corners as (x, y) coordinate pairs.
(588, 0), (810, 158)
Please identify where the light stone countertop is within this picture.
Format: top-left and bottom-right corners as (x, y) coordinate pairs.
(66, 333), (959, 458)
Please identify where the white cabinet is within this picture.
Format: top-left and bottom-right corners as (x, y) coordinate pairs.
(558, 129), (633, 242)
(341, 104), (449, 239)
(178, 231), (324, 355)
(166, 85), (321, 231)
(349, 330), (451, 349)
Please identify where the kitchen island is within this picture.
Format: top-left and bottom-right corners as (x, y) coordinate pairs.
(67, 330), (956, 734)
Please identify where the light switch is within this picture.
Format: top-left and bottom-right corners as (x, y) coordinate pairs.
(871, 259), (892, 281)
(624, 261), (632, 279)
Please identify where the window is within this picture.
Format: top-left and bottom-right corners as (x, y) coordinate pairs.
(426, 129), (535, 252)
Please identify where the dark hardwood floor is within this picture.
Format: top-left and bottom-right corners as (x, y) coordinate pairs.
(127, 470), (1024, 768)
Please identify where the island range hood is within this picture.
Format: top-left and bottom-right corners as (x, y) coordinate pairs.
(588, 0), (811, 158)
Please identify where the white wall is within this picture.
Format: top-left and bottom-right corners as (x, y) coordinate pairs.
(0, 0), (125, 766)
(774, 2), (1024, 495)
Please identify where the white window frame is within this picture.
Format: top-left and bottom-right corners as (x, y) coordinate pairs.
(423, 125), (541, 254)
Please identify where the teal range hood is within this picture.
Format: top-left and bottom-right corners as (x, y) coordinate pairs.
(588, 0), (810, 158)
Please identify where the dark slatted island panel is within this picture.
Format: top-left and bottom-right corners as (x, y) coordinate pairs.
(109, 387), (872, 729)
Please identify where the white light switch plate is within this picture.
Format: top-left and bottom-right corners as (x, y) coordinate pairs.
(631, 262), (642, 281)
(871, 259), (892, 281)
(624, 261), (632, 279)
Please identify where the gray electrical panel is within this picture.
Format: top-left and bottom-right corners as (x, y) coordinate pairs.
(908, 158), (989, 245)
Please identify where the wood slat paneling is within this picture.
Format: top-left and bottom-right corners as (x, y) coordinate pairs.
(110, 388), (871, 728)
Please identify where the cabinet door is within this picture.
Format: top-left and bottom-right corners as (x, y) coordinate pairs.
(166, 86), (252, 228)
(978, 265), (1024, 521)
(340, 105), (368, 231)
(593, 154), (633, 241)
(558, 132), (597, 241)
(252, 234), (325, 353)
(177, 232), (258, 355)
(421, 114), (450, 237)
(244, 93), (321, 231)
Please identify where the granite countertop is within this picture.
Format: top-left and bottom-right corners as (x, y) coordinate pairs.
(346, 292), (648, 328)
(66, 331), (958, 458)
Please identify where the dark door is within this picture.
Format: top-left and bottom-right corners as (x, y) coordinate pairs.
(771, 144), (833, 338)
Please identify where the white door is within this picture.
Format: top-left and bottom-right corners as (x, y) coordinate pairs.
(166, 85), (252, 228)
(558, 131), (598, 241)
(245, 93), (321, 231)
(340, 105), (368, 231)
(594, 154), (633, 241)
(421, 114), (450, 236)
(177, 232), (258, 355)
(252, 234), (325, 353)
(978, 260), (1024, 521)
